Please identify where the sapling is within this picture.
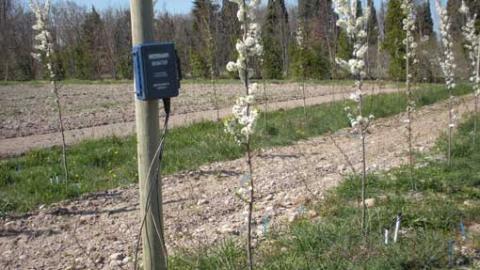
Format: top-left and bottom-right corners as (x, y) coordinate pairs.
(333, 0), (371, 238)
(401, 0), (418, 190)
(224, 0), (263, 269)
(459, 1), (480, 146)
(260, 58), (268, 131)
(296, 23), (308, 125)
(204, 7), (220, 121)
(30, 0), (69, 186)
(435, 0), (457, 166)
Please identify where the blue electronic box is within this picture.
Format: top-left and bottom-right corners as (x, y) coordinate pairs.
(132, 42), (181, 100)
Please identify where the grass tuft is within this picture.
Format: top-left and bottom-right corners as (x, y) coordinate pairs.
(169, 109), (480, 270)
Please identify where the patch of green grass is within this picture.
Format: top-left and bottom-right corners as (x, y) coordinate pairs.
(169, 109), (480, 270)
(0, 84), (472, 214)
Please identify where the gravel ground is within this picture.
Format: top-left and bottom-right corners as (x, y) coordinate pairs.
(0, 94), (475, 270)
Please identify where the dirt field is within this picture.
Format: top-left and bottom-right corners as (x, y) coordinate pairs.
(0, 81), (395, 157)
(0, 82), (352, 139)
(0, 94), (473, 270)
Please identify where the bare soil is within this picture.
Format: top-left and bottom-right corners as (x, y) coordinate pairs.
(0, 82), (398, 157)
(0, 94), (474, 270)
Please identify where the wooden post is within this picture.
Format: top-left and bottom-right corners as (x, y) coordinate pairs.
(129, 0), (167, 269)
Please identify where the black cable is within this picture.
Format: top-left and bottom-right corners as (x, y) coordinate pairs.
(134, 98), (171, 270)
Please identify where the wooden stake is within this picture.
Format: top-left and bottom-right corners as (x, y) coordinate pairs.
(130, 0), (167, 269)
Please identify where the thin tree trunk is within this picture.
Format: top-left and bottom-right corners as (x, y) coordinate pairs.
(474, 96), (478, 147)
(473, 42), (480, 147)
(53, 81), (69, 186)
(246, 141), (254, 270)
(448, 93), (453, 166)
(361, 127), (367, 238)
(211, 70), (219, 121)
(263, 79), (268, 130)
(359, 94), (368, 240)
(241, 7), (254, 268)
(406, 41), (415, 190)
(4, 62), (8, 81)
(301, 77), (307, 125)
(301, 51), (307, 125)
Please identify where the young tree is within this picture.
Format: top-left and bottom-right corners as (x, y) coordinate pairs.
(30, 0), (69, 186)
(402, 0), (418, 190)
(435, 0), (457, 166)
(224, 1), (263, 268)
(460, 1), (480, 145)
(296, 22), (308, 123)
(333, 0), (372, 239)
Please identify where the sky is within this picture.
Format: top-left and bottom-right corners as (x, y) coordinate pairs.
(66, 0), (402, 14)
(67, 0), (442, 28)
(69, 0), (297, 13)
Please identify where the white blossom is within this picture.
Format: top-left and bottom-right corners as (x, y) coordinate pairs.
(435, 0), (456, 91)
(224, 0), (263, 145)
(460, 1), (480, 97)
(333, 0), (371, 132)
(402, 0), (418, 117)
(30, 0), (55, 80)
(435, 0), (458, 143)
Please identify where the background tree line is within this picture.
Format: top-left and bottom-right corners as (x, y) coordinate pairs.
(0, 0), (479, 82)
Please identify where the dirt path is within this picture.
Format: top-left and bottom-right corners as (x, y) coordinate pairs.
(0, 86), (399, 158)
(0, 95), (473, 270)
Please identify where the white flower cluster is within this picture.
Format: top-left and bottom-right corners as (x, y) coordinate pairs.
(401, 0), (418, 75)
(224, 0), (263, 145)
(402, 0), (418, 114)
(224, 83), (260, 143)
(459, 1), (480, 97)
(435, 0), (456, 90)
(296, 24), (304, 48)
(226, 0), (263, 78)
(333, 0), (371, 132)
(30, 0), (55, 80)
(334, 0), (369, 76)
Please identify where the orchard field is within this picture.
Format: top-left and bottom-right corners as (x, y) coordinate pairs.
(1, 0), (480, 269)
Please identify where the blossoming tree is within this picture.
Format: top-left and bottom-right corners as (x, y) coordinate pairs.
(435, 0), (457, 166)
(224, 0), (263, 269)
(333, 0), (372, 237)
(460, 0), (480, 146)
(30, 0), (69, 185)
(401, 0), (418, 189)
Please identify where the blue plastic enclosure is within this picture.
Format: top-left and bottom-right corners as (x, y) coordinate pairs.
(132, 42), (181, 100)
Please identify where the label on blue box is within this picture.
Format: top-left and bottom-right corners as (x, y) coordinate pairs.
(133, 42), (181, 100)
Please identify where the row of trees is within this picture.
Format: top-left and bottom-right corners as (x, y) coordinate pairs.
(0, 0), (479, 81)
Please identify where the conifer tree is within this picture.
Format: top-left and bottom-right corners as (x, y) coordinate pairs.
(298, 0), (334, 79)
(383, 0), (406, 80)
(366, 0), (378, 46)
(78, 7), (104, 80)
(262, 0), (286, 79)
(192, 0), (218, 78)
(220, 0), (240, 74)
(416, 0), (434, 38)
